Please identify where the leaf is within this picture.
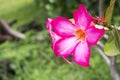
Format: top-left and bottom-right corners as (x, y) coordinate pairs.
(105, 0), (116, 26)
(104, 30), (120, 56)
(112, 27), (120, 51)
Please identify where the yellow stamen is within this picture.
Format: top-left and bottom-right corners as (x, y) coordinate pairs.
(75, 28), (86, 41)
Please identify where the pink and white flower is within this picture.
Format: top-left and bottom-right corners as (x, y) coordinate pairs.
(46, 4), (104, 67)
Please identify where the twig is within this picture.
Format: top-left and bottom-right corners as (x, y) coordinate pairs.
(109, 57), (120, 80)
(95, 45), (120, 80)
(103, 33), (109, 40)
(97, 41), (104, 48)
(94, 46), (110, 65)
(96, 34), (110, 65)
(0, 19), (25, 39)
(95, 33), (120, 80)
(98, 0), (104, 17)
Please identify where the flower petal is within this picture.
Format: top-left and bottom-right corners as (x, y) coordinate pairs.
(73, 41), (90, 67)
(54, 37), (79, 58)
(46, 18), (52, 33)
(51, 32), (61, 49)
(46, 18), (61, 49)
(73, 4), (92, 30)
(51, 16), (76, 37)
(86, 26), (104, 45)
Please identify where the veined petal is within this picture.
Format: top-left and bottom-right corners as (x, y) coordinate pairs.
(86, 26), (104, 45)
(73, 4), (92, 30)
(46, 18), (61, 49)
(73, 41), (90, 67)
(51, 16), (76, 37)
(54, 37), (79, 58)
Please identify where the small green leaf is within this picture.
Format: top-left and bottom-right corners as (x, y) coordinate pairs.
(104, 30), (120, 56)
(105, 0), (116, 26)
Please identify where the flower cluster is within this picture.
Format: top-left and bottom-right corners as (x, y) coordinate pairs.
(46, 4), (104, 67)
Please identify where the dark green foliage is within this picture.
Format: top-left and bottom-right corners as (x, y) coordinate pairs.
(0, 30), (111, 80)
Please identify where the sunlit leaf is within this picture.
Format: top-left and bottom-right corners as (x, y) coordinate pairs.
(105, 0), (116, 26)
(104, 30), (120, 56)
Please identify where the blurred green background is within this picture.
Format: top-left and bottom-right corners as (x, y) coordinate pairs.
(0, 0), (120, 80)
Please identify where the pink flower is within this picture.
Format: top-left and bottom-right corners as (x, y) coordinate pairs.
(46, 4), (104, 67)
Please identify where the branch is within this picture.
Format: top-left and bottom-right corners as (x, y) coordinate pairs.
(94, 46), (110, 65)
(0, 19), (25, 39)
(99, 0), (104, 17)
(95, 35), (110, 65)
(95, 43), (120, 80)
(109, 57), (120, 80)
(103, 33), (109, 40)
(95, 34), (120, 80)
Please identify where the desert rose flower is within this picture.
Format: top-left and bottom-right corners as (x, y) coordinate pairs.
(46, 4), (104, 67)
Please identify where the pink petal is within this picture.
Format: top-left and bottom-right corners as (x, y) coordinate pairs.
(51, 16), (76, 37)
(73, 4), (92, 30)
(46, 18), (52, 33)
(46, 18), (61, 49)
(86, 26), (104, 45)
(51, 32), (61, 49)
(73, 41), (90, 67)
(54, 37), (79, 58)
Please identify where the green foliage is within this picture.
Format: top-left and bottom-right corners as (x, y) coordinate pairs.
(0, 0), (48, 29)
(113, 27), (120, 51)
(113, 16), (120, 26)
(0, 30), (111, 80)
(104, 30), (120, 56)
(104, 0), (120, 56)
(105, 0), (116, 26)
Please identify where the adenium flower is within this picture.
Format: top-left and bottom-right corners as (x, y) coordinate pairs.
(46, 4), (104, 67)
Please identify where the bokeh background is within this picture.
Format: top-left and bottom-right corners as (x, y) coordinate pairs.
(0, 0), (120, 80)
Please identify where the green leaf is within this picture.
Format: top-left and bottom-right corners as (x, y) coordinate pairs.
(112, 27), (120, 51)
(104, 30), (120, 56)
(105, 0), (116, 26)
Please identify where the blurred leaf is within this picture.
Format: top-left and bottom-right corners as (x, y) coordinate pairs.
(104, 29), (120, 56)
(105, 0), (116, 26)
(113, 27), (120, 51)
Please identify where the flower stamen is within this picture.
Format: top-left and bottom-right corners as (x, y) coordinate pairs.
(75, 28), (86, 41)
